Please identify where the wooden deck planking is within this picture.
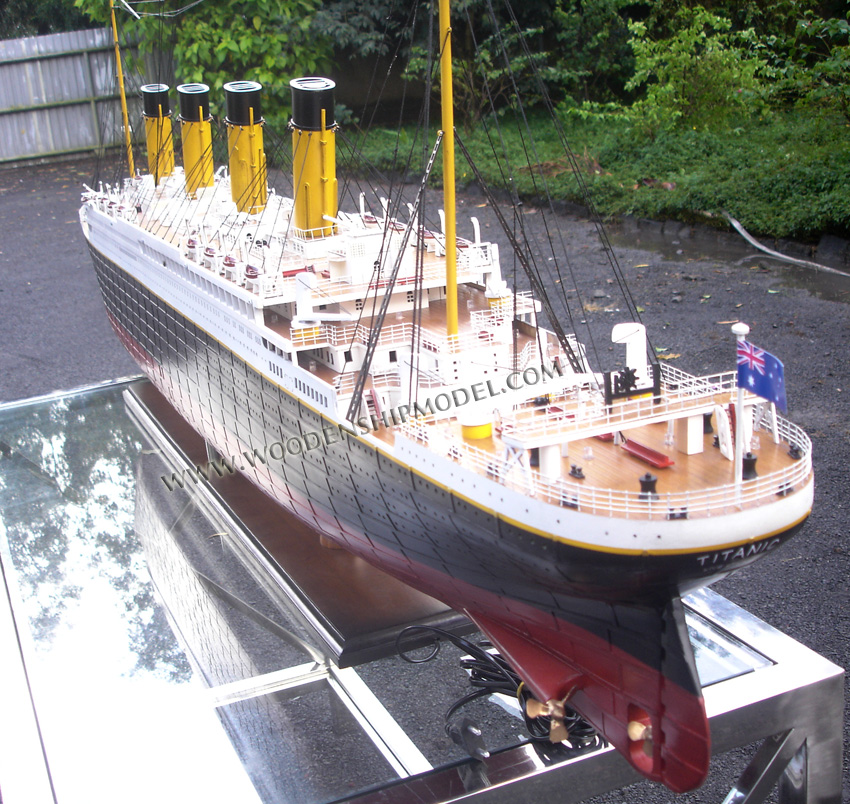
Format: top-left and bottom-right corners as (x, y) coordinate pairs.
(558, 423), (793, 496)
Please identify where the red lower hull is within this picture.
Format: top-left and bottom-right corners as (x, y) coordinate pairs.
(340, 524), (710, 792)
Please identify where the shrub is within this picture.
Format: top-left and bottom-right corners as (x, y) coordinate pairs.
(625, 6), (771, 134)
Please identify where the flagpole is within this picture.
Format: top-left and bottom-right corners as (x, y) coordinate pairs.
(731, 322), (749, 498)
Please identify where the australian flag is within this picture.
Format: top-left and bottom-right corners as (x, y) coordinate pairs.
(737, 340), (787, 412)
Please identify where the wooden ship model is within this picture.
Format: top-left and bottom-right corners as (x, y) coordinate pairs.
(79, 4), (813, 791)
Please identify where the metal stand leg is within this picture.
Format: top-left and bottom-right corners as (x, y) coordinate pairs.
(722, 730), (805, 804)
(720, 654), (843, 804)
(693, 588), (844, 804)
(779, 741), (807, 804)
(205, 439), (219, 463)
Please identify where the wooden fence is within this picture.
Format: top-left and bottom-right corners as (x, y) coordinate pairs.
(0, 28), (145, 165)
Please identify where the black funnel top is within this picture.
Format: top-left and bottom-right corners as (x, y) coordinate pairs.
(177, 83), (211, 122)
(141, 84), (171, 118)
(224, 80), (263, 126)
(290, 77), (336, 131)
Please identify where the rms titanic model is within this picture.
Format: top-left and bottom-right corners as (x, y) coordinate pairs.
(79, 2), (813, 792)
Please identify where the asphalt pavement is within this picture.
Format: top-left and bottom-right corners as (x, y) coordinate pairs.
(0, 159), (138, 402)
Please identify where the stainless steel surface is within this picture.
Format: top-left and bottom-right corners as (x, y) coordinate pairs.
(721, 731), (805, 804)
(0, 380), (843, 803)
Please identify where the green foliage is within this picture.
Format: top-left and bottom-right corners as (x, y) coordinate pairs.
(311, 1), (412, 59)
(773, 12), (850, 120)
(560, 110), (850, 239)
(359, 107), (850, 240)
(642, 0), (806, 38)
(405, 0), (641, 128)
(550, 0), (636, 102)
(65, 0), (847, 239)
(1, 0), (89, 38)
(625, 7), (770, 133)
(174, 0), (328, 119)
(407, 22), (552, 131)
(74, 0), (333, 124)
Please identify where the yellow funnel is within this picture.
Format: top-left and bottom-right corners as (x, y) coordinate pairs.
(177, 83), (214, 198)
(291, 77), (337, 237)
(140, 84), (174, 185)
(225, 80), (267, 215)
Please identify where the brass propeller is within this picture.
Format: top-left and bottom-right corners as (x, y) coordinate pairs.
(526, 695), (570, 743)
(628, 719), (654, 756)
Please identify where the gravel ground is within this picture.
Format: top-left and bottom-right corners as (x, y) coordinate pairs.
(1, 158), (847, 801)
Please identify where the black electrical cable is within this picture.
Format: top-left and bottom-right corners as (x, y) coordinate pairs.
(396, 625), (604, 752)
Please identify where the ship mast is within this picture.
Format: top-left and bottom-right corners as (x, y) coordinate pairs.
(110, 1), (135, 176)
(438, 0), (458, 339)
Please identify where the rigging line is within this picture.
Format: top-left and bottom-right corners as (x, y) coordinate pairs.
(420, 0), (435, 216)
(334, 60), (440, 236)
(350, 194), (425, 399)
(454, 131), (584, 374)
(151, 145), (208, 238)
(408, 207), (426, 404)
(456, 3), (586, 369)
(179, 138), (217, 206)
(239, 135), (282, 233)
(139, 95), (218, 232)
(408, 0), (437, 403)
(376, 118), (431, 252)
(289, 127), (318, 230)
(357, 12), (448, 238)
(333, 132), (389, 224)
(109, 13), (137, 180)
(0, 546), (60, 804)
(225, 129), (267, 216)
(116, 0), (140, 20)
(132, 0), (208, 18)
(150, 0), (169, 85)
(512, 200), (520, 374)
(460, 3), (558, 371)
(452, 5), (562, 297)
(338, 0), (419, 206)
(344, 1), (410, 131)
(342, 128), (416, 242)
(332, 5), (438, 228)
(345, 133), (444, 424)
(339, 238), (394, 396)
(497, 0), (655, 365)
(369, 101), (412, 265)
(338, 78), (437, 239)
(331, 179), (395, 392)
(408, 0), (436, 407)
(262, 130), (300, 265)
(385, 0), (419, 148)
(245, 137), (288, 234)
(476, 0), (590, 352)
(146, 126), (198, 230)
(467, 5), (574, 301)
(337, 0), (423, 215)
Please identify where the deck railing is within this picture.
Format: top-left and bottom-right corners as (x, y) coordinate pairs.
(498, 371), (740, 444)
(290, 316), (524, 357)
(334, 368), (401, 393)
(396, 415), (812, 520)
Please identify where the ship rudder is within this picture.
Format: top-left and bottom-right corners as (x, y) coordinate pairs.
(466, 595), (709, 792)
